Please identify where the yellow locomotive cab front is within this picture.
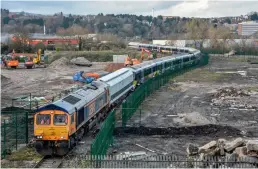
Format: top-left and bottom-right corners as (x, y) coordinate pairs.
(34, 110), (70, 156)
(34, 111), (69, 140)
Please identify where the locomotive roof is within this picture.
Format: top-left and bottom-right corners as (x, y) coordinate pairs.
(130, 54), (184, 71)
(137, 44), (198, 53)
(37, 81), (107, 114)
(99, 68), (131, 82)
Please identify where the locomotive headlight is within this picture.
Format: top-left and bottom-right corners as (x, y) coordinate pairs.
(60, 136), (64, 139)
(37, 136), (43, 139)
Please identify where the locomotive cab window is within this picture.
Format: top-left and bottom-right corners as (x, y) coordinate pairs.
(37, 114), (51, 125)
(54, 114), (68, 125)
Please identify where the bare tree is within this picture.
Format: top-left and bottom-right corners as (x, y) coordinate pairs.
(56, 25), (88, 36)
(208, 26), (232, 50)
(217, 27), (232, 50)
(56, 25), (88, 51)
(208, 27), (219, 48)
(10, 26), (31, 53)
(185, 19), (209, 48)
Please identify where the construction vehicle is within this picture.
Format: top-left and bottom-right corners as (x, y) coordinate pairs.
(33, 49), (46, 68)
(24, 55), (34, 69)
(7, 50), (19, 69)
(124, 47), (160, 67)
(73, 71), (104, 83)
(124, 56), (141, 66)
(140, 48), (152, 61)
(124, 48), (154, 66)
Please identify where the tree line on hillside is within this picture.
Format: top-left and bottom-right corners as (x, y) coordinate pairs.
(2, 18), (258, 55)
(1, 8), (258, 39)
(1, 8), (258, 55)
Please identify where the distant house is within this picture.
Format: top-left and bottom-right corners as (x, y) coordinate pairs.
(162, 16), (180, 21)
(9, 33), (98, 46)
(11, 33), (79, 46)
(8, 13), (16, 19)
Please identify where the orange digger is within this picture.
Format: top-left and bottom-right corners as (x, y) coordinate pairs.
(140, 48), (153, 61)
(124, 56), (140, 66)
(7, 50), (19, 68)
(124, 48), (156, 66)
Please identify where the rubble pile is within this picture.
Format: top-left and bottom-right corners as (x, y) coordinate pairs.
(211, 87), (258, 109)
(187, 138), (258, 167)
(212, 87), (249, 99)
(70, 57), (92, 67)
(48, 57), (70, 69)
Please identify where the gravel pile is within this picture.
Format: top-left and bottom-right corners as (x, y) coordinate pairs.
(70, 57), (92, 67)
(48, 57), (70, 69)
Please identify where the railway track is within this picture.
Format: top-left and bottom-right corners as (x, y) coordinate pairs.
(33, 143), (78, 168)
(33, 156), (62, 168)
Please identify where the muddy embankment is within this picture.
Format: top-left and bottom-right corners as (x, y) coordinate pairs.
(114, 124), (244, 137)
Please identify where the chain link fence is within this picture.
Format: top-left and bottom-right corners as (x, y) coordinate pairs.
(91, 110), (116, 155)
(90, 54), (209, 156)
(1, 110), (29, 159)
(1, 85), (83, 159)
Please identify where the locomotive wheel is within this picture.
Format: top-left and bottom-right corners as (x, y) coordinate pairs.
(56, 147), (69, 156)
(69, 137), (76, 148)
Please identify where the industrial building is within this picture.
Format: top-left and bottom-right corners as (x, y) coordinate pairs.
(238, 21), (258, 36)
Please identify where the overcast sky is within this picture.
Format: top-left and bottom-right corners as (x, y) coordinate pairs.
(1, 0), (258, 17)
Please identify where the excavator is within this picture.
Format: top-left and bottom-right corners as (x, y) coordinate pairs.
(24, 49), (46, 69)
(124, 48), (155, 66)
(7, 50), (19, 69)
(33, 49), (46, 68)
(124, 56), (140, 66)
(140, 48), (154, 61)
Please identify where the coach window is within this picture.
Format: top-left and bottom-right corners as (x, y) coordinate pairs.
(54, 114), (68, 125)
(37, 114), (51, 125)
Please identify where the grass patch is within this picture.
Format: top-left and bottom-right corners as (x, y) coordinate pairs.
(6, 147), (43, 161)
(228, 57), (249, 63)
(216, 56), (258, 63)
(245, 86), (258, 92)
(173, 68), (229, 83)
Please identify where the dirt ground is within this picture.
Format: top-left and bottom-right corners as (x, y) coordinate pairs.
(1, 60), (109, 108)
(109, 56), (258, 157)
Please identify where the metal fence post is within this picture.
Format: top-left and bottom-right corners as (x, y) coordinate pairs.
(139, 109), (141, 126)
(26, 111), (29, 144)
(16, 111), (18, 150)
(29, 93), (32, 110)
(3, 120), (7, 159)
